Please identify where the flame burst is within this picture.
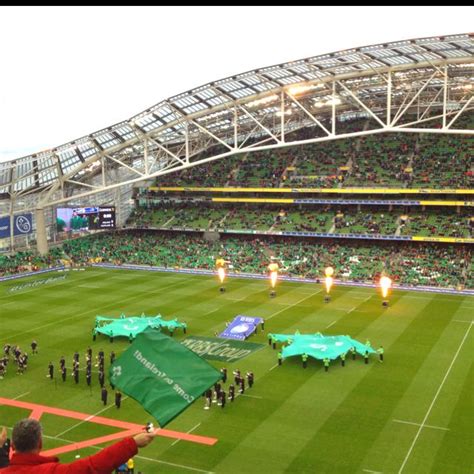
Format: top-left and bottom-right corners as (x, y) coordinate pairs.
(270, 271), (278, 289)
(325, 276), (333, 294)
(217, 267), (225, 284)
(380, 276), (392, 298)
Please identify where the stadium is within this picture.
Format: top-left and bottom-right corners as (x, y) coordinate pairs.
(0, 32), (473, 473)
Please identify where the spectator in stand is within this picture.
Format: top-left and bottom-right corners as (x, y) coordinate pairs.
(0, 418), (156, 473)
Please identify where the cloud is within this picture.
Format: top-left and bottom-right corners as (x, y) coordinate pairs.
(0, 6), (471, 162)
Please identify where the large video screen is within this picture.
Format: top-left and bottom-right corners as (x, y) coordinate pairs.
(56, 206), (116, 232)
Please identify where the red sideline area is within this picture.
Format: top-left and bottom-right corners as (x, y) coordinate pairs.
(0, 397), (218, 457)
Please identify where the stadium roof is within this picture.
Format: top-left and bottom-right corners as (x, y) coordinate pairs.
(0, 33), (472, 203)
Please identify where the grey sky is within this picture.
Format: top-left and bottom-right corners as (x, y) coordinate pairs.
(0, 6), (472, 162)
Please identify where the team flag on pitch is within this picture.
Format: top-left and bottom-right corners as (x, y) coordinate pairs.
(109, 328), (223, 427)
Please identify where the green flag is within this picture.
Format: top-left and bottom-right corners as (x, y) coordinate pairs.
(109, 328), (223, 427)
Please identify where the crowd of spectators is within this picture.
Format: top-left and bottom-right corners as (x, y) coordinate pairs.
(126, 202), (471, 239)
(146, 113), (472, 190)
(2, 231), (470, 289)
(399, 209), (472, 238)
(0, 248), (63, 277)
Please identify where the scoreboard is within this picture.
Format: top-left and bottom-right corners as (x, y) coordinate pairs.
(56, 206), (116, 232)
(95, 207), (116, 229)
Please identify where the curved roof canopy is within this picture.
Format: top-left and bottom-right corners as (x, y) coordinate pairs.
(0, 33), (472, 204)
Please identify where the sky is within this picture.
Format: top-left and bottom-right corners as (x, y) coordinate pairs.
(0, 5), (472, 162)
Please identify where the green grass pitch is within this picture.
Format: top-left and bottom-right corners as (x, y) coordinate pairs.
(0, 268), (472, 473)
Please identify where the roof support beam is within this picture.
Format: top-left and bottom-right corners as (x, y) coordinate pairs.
(237, 105), (281, 144)
(190, 119), (233, 151)
(337, 80), (386, 128)
(286, 91), (332, 136)
(103, 153), (145, 178)
(392, 70), (438, 126)
(446, 97), (473, 129)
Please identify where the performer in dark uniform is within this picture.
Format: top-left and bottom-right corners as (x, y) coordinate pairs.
(220, 367), (227, 383)
(220, 391), (226, 409)
(239, 378), (245, 394)
(115, 391), (122, 409)
(101, 387), (108, 406)
(98, 369), (105, 388)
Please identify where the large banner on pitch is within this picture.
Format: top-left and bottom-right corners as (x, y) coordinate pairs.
(109, 329), (222, 427)
(0, 214), (33, 239)
(218, 315), (264, 340)
(181, 336), (264, 362)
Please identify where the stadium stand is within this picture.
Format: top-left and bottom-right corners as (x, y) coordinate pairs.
(2, 231), (470, 290)
(148, 120), (473, 190)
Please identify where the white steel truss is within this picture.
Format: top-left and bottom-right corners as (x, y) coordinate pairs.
(0, 33), (471, 214)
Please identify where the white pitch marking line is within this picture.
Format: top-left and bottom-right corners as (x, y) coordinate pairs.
(398, 322), (472, 473)
(171, 422), (201, 446)
(453, 320), (473, 324)
(55, 396), (129, 438)
(347, 306), (356, 313)
(241, 394), (263, 399)
(266, 290), (321, 321)
(393, 419), (450, 431)
(269, 363), (279, 371)
(325, 321), (337, 328)
(13, 391), (30, 400)
(363, 470), (383, 474)
(134, 453), (214, 473)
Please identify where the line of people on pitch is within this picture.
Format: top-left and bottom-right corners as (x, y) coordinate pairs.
(203, 367), (255, 410)
(46, 347), (124, 410)
(47, 347), (117, 387)
(1, 341), (37, 379)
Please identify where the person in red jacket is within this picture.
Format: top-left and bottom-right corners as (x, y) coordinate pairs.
(1, 418), (156, 473)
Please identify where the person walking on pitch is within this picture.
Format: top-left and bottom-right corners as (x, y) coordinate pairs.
(323, 358), (330, 372)
(47, 362), (54, 379)
(302, 353), (308, 369)
(30, 340), (38, 354)
(377, 346), (384, 363)
(350, 347), (356, 360)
